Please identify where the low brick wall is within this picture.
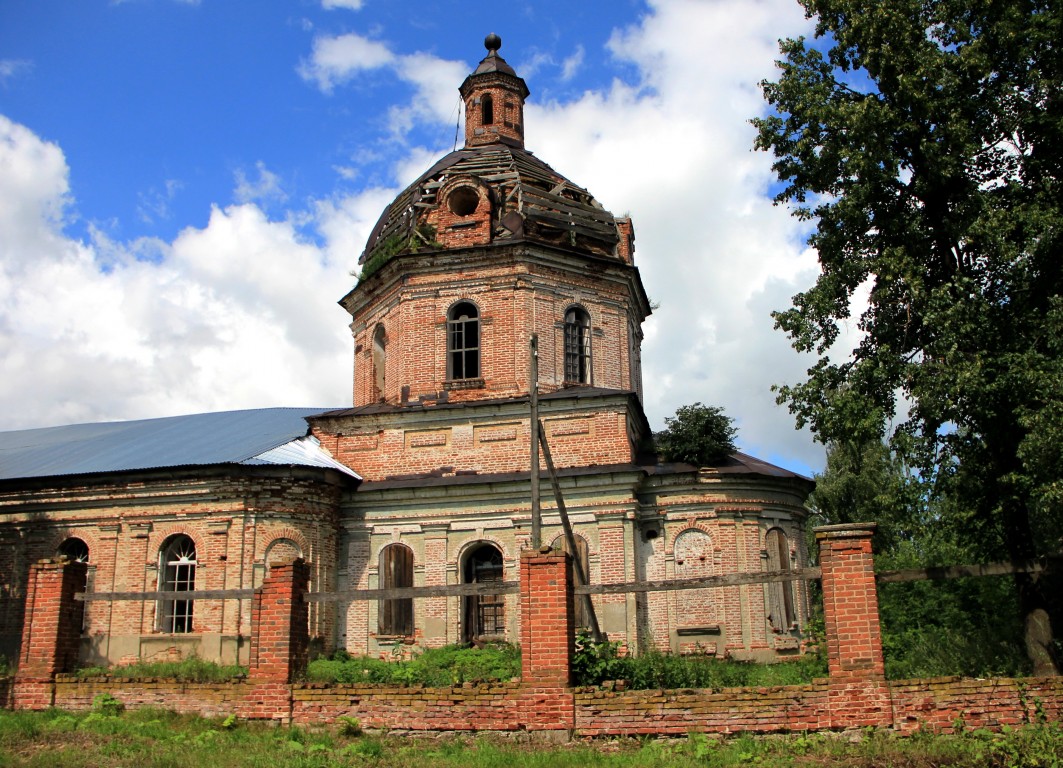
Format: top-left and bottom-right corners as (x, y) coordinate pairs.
(23, 674), (1063, 736)
(891, 676), (1063, 733)
(54, 675), (250, 719)
(291, 681), (522, 730)
(574, 682), (830, 736)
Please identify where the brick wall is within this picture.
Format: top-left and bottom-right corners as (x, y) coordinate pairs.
(12, 521), (1063, 737)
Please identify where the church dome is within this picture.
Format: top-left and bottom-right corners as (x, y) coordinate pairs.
(358, 36), (629, 280)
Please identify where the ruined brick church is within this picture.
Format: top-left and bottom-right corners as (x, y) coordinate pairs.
(0, 37), (812, 668)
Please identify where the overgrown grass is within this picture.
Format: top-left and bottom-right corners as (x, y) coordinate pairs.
(306, 643), (521, 686)
(2, 707), (1062, 767)
(76, 657), (247, 682)
(572, 631), (828, 689)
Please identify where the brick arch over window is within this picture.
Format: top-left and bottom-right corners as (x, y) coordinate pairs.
(765, 527), (796, 632)
(264, 537), (304, 571)
(56, 537), (90, 564)
(378, 543), (414, 637)
(563, 304), (592, 384)
(673, 528), (716, 629)
(447, 300), (481, 381)
(157, 533), (197, 634)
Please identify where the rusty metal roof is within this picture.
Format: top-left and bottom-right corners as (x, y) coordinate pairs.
(0, 408), (359, 482)
(359, 144), (623, 271)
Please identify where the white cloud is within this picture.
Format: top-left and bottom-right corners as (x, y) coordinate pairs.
(0, 113), (354, 430)
(0, 59), (33, 86)
(525, 0), (823, 470)
(560, 45), (584, 82)
(322, 0), (364, 9)
(234, 161), (288, 206)
(298, 32), (395, 93)
(299, 33), (466, 135)
(136, 178), (183, 224)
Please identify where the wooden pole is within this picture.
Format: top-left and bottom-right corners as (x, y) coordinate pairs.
(529, 334), (541, 550)
(537, 420), (603, 642)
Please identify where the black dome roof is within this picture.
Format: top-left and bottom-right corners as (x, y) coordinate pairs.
(359, 143), (623, 274)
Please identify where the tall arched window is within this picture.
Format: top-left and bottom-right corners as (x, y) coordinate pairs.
(378, 544), (414, 636)
(462, 543), (504, 642)
(447, 301), (480, 381)
(765, 528), (796, 631)
(481, 93), (494, 125)
(158, 534), (196, 633)
(372, 324), (387, 401)
(563, 306), (591, 384)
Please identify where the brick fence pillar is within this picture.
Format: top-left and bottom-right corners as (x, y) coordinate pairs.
(14, 559), (87, 710)
(241, 558), (310, 721)
(519, 550), (575, 732)
(816, 523), (892, 728)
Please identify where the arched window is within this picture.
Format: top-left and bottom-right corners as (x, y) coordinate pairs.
(481, 93), (494, 125)
(372, 324), (387, 401)
(57, 537), (89, 563)
(378, 544), (414, 636)
(447, 301), (480, 381)
(765, 528), (796, 631)
(462, 543), (504, 642)
(563, 306), (591, 384)
(552, 534), (591, 629)
(158, 534), (196, 633)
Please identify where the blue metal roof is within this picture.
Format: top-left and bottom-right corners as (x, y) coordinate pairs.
(0, 408), (359, 481)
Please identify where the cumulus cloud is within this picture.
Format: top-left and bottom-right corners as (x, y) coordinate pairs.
(526, 0), (822, 469)
(298, 32), (396, 93)
(298, 33), (466, 135)
(0, 113), (356, 430)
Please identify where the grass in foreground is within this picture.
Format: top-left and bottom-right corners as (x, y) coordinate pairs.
(2, 707), (1062, 768)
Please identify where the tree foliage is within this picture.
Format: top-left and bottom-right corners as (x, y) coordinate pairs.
(656, 403), (737, 467)
(754, 0), (1063, 673)
(810, 439), (1027, 678)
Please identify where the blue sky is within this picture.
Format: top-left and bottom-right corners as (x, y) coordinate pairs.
(0, 0), (835, 474)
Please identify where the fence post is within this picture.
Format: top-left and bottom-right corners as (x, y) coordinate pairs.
(13, 559), (87, 710)
(519, 549), (575, 733)
(815, 523), (892, 728)
(240, 558), (309, 721)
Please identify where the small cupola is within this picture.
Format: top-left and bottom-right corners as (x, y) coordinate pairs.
(459, 34), (529, 149)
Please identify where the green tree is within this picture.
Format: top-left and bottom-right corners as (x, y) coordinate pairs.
(811, 439), (1027, 678)
(656, 403), (737, 466)
(753, 0), (1063, 674)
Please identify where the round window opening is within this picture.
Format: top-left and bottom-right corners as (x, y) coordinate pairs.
(447, 186), (480, 217)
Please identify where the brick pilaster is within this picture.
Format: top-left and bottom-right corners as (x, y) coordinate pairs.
(14, 559), (87, 709)
(815, 523), (891, 728)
